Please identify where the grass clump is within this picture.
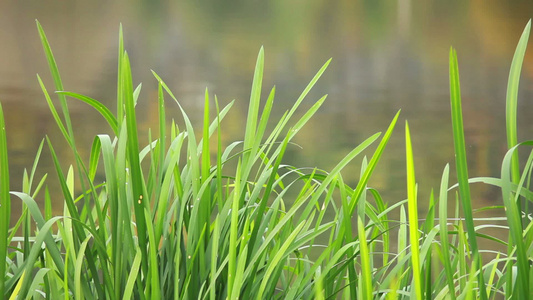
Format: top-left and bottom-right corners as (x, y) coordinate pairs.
(1, 19), (533, 299)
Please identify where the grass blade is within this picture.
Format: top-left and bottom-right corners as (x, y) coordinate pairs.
(449, 47), (487, 300)
(123, 248), (142, 300)
(506, 20), (531, 184)
(122, 52), (148, 275)
(438, 164), (456, 300)
(0, 103), (9, 298)
(56, 91), (118, 135)
(243, 47), (264, 152)
(350, 110), (400, 214)
(405, 121), (422, 299)
(357, 217), (373, 300)
(36, 20), (73, 139)
(501, 141), (533, 298)
(117, 24), (124, 123)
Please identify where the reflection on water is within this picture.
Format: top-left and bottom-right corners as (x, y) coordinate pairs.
(1, 1), (533, 223)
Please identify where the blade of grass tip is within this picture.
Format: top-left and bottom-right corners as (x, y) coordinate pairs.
(357, 158), (368, 220)
(438, 164), (456, 300)
(449, 47), (487, 300)
(0, 103), (9, 298)
(88, 137), (102, 183)
(133, 83), (142, 107)
(259, 58), (331, 160)
(506, 20), (531, 184)
(38, 22), (102, 248)
(28, 139), (44, 194)
(36, 20), (74, 138)
(201, 88), (211, 185)
(122, 51), (148, 273)
(405, 121), (422, 300)
(56, 91), (119, 135)
(158, 82), (166, 174)
(74, 236), (92, 300)
(252, 86), (275, 157)
(215, 97), (224, 211)
(256, 84), (327, 181)
(336, 112), (398, 297)
(117, 24), (124, 125)
(37, 75), (71, 146)
(486, 253), (500, 297)
(297, 132), (381, 225)
(37, 21), (104, 262)
(37, 20), (98, 201)
(38, 44), (99, 231)
(350, 110), (400, 214)
(243, 47), (264, 154)
(282, 58), (332, 130)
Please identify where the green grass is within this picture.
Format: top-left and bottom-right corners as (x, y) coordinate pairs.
(1, 19), (533, 299)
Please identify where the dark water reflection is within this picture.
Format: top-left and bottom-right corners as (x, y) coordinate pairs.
(2, 1), (533, 226)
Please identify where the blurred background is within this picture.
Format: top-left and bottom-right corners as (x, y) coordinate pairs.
(1, 0), (533, 220)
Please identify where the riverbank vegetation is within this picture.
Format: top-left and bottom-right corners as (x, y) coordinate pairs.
(1, 20), (532, 299)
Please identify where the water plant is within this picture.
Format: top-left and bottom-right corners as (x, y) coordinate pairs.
(0, 19), (532, 299)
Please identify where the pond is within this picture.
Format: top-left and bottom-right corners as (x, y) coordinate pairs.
(2, 1), (533, 221)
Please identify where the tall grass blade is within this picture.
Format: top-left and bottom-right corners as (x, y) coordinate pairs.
(117, 24), (124, 123)
(438, 164), (456, 300)
(123, 248), (142, 300)
(503, 21), (531, 299)
(350, 110), (400, 214)
(227, 158), (242, 298)
(449, 47), (487, 300)
(501, 141), (533, 298)
(36, 20), (73, 139)
(0, 103), (9, 298)
(405, 121), (422, 299)
(122, 52), (148, 274)
(243, 47), (264, 152)
(506, 20), (531, 184)
(37, 75), (71, 146)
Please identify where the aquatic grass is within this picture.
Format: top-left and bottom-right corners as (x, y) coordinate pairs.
(2, 19), (533, 299)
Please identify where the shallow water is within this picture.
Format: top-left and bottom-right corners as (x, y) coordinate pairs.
(2, 1), (533, 223)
